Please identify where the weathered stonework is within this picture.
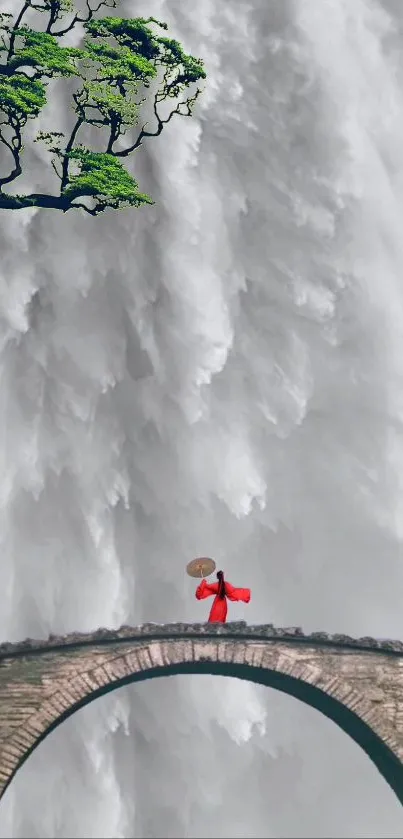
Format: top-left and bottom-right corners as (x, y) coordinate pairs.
(0, 623), (403, 804)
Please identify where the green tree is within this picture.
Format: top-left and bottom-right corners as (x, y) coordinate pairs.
(0, 0), (206, 214)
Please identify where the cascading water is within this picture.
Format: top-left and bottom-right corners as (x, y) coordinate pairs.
(1, 0), (403, 835)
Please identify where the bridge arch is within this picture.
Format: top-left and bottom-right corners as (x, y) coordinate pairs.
(0, 627), (403, 805)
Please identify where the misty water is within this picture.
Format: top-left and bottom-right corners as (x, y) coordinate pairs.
(1, 0), (403, 835)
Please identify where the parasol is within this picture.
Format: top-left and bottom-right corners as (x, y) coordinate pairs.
(186, 556), (216, 579)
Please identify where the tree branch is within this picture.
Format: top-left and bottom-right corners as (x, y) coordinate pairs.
(7, 0), (31, 61)
(0, 190), (108, 214)
(0, 191), (69, 210)
(60, 114), (84, 192)
(50, 0), (116, 37)
(69, 199), (105, 215)
(106, 114), (121, 153)
(50, 157), (62, 180)
(45, 3), (59, 35)
(0, 118), (22, 186)
(116, 87), (202, 158)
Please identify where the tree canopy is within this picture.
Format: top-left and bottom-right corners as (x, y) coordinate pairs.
(0, 0), (206, 214)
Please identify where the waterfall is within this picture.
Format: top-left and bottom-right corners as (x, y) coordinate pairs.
(1, 0), (403, 835)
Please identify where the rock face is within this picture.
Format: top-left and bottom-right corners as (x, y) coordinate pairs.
(0, 624), (403, 806)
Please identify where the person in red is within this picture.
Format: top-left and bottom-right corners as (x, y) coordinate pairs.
(195, 569), (251, 623)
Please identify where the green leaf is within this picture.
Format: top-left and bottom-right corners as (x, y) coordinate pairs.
(0, 73), (46, 118)
(85, 16), (167, 59)
(0, 10), (205, 215)
(11, 27), (86, 76)
(84, 40), (156, 83)
(83, 17), (205, 87)
(154, 37), (206, 101)
(84, 80), (139, 124)
(62, 148), (154, 208)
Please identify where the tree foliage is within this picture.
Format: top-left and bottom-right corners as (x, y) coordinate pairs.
(0, 1), (206, 213)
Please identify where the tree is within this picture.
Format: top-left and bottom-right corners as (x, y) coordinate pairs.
(0, 0), (206, 214)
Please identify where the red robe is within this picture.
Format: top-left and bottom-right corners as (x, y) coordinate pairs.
(195, 579), (251, 623)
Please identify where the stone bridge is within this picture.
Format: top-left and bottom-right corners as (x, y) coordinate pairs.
(1, 622), (403, 805)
